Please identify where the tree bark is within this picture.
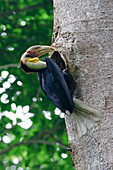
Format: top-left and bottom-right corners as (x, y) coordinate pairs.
(53, 0), (113, 169)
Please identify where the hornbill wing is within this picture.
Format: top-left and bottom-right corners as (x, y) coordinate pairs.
(52, 78), (73, 113)
(41, 58), (73, 113)
(38, 70), (65, 112)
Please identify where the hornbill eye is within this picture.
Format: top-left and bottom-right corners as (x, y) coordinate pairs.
(26, 53), (31, 57)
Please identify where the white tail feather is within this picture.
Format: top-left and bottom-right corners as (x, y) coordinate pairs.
(73, 98), (102, 137)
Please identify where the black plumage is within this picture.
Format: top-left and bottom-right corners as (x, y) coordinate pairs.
(37, 58), (73, 114)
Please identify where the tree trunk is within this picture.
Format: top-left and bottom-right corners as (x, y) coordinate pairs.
(53, 0), (113, 169)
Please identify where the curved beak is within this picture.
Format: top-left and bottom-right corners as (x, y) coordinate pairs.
(26, 45), (55, 58)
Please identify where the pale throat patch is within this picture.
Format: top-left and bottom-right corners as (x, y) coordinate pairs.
(27, 57), (39, 63)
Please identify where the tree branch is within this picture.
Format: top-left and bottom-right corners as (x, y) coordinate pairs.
(0, 138), (67, 155)
(0, 123), (66, 155)
(28, 125), (64, 141)
(0, 64), (19, 70)
(0, 4), (42, 17)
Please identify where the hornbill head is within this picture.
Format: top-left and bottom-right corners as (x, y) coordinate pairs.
(20, 45), (55, 73)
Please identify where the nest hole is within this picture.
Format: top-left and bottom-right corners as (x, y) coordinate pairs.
(50, 51), (66, 71)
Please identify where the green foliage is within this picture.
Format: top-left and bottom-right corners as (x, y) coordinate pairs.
(0, 1), (74, 169)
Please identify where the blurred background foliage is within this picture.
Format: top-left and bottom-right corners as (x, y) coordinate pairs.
(0, 0), (74, 169)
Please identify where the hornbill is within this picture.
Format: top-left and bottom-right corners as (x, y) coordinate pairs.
(20, 45), (102, 137)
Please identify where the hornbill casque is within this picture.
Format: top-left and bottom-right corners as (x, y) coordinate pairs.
(20, 45), (102, 137)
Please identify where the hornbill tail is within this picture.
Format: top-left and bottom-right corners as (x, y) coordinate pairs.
(73, 98), (102, 137)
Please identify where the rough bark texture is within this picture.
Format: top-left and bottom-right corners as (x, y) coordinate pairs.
(53, 0), (113, 169)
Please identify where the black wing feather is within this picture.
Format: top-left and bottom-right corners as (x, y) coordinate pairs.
(37, 58), (73, 113)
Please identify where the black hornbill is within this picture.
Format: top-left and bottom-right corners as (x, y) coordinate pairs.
(20, 45), (73, 114)
(20, 45), (102, 137)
